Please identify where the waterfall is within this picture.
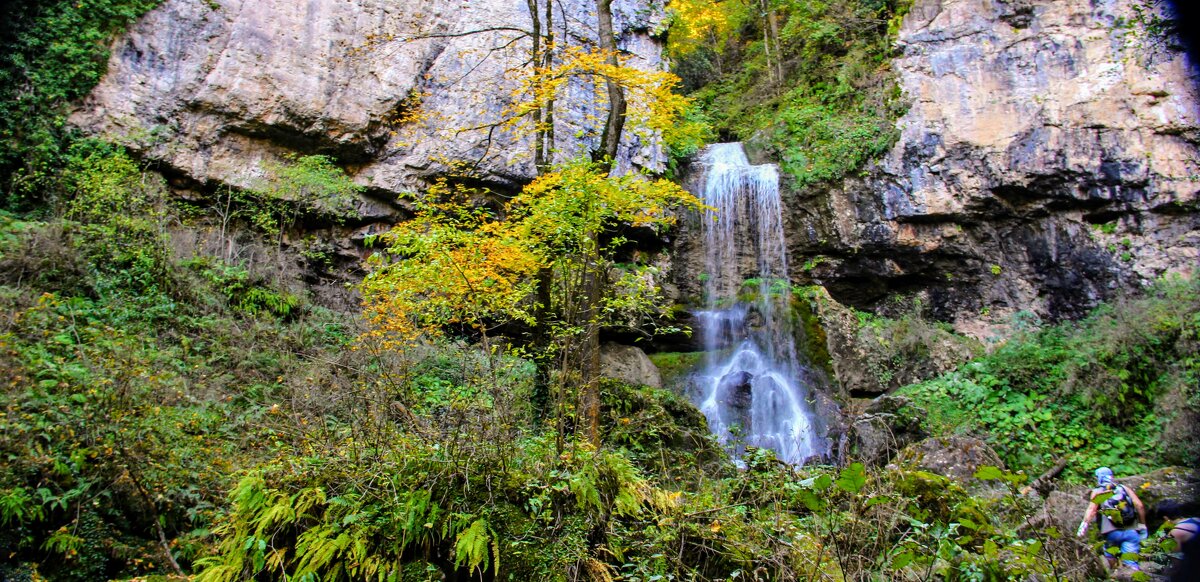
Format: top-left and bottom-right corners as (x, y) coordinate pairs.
(691, 143), (827, 465)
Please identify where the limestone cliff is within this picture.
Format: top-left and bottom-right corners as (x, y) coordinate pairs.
(670, 0), (1199, 340)
(71, 0), (668, 199)
(794, 0), (1199, 331)
(75, 0), (1200, 335)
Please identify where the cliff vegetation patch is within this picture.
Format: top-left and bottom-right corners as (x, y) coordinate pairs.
(668, 0), (911, 186)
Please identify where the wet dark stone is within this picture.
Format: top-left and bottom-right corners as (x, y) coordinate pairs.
(717, 371), (753, 410)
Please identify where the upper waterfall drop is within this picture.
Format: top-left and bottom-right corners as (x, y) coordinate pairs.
(690, 143), (827, 465)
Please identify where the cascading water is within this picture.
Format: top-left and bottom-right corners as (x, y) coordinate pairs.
(691, 143), (827, 465)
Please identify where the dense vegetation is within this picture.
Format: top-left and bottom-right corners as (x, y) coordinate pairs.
(900, 277), (1200, 482)
(0, 0), (163, 209)
(0, 145), (1133, 580)
(669, 0), (910, 186)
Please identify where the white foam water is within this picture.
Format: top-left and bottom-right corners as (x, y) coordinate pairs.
(691, 143), (826, 464)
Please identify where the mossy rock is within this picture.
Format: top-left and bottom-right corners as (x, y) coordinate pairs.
(646, 351), (706, 392)
(601, 379), (729, 480)
(792, 291), (835, 378)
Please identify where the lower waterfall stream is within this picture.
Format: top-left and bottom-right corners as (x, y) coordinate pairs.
(690, 143), (827, 465)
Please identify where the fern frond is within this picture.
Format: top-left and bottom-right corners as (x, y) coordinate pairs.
(455, 518), (491, 574)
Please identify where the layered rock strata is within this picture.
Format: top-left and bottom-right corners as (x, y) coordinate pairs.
(817, 0), (1199, 328)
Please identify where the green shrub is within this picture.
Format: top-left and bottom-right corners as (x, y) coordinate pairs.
(0, 0), (163, 207)
(187, 258), (303, 320)
(679, 0), (911, 186)
(900, 275), (1200, 481)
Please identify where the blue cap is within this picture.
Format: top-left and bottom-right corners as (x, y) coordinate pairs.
(1096, 467), (1115, 486)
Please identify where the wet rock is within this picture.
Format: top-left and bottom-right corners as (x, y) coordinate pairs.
(599, 343), (663, 389)
(811, 389), (848, 463)
(714, 370), (754, 434)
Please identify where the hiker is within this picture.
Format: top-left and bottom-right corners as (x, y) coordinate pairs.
(1157, 501), (1200, 577)
(1076, 467), (1148, 571)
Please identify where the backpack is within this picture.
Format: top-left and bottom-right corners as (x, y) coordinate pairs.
(1097, 484), (1138, 528)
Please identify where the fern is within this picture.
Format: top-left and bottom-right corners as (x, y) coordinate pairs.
(294, 523), (339, 575)
(253, 490), (296, 536)
(41, 528), (83, 554)
(0, 486), (43, 525)
(454, 518), (491, 574)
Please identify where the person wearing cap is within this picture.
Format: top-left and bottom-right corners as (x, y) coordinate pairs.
(1076, 467), (1148, 571)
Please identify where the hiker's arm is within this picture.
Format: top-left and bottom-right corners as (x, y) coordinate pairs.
(1078, 502), (1098, 537)
(1131, 489), (1147, 526)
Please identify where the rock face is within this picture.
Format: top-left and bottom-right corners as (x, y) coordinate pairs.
(599, 342), (663, 389)
(674, 0), (1200, 337)
(714, 370), (754, 431)
(807, 286), (979, 397)
(844, 395), (927, 466)
(71, 0), (668, 199)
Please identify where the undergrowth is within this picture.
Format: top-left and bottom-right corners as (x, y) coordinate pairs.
(0, 146), (357, 579)
(0, 0), (163, 208)
(899, 275), (1200, 482)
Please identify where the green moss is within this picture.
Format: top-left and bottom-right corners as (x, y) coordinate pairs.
(792, 292), (835, 378)
(601, 379), (728, 480)
(647, 351), (706, 391)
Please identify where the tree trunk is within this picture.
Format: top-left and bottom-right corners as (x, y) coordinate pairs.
(526, 0), (545, 170)
(579, 236), (603, 447)
(766, 3), (783, 83)
(542, 0), (555, 169)
(595, 0), (626, 168)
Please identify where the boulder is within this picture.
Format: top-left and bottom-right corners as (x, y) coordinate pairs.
(599, 343), (663, 389)
(715, 370), (753, 413)
(1118, 467), (1200, 515)
(1040, 467), (1199, 544)
(893, 436), (1006, 496)
(846, 395), (926, 467)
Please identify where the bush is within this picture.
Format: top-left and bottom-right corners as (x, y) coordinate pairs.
(900, 275), (1200, 481)
(0, 0), (163, 207)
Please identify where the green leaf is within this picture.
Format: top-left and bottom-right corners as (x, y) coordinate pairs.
(983, 539), (998, 559)
(835, 463), (867, 494)
(864, 494), (893, 508)
(973, 465), (1004, 480)
(890, 550), (914, 570)
(455, 518), (491, 574)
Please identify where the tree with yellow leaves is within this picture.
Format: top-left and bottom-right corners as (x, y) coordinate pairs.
(360, 161), (703, 448)
(359, 1), (711, 448)
(361, 0), (706, 176)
